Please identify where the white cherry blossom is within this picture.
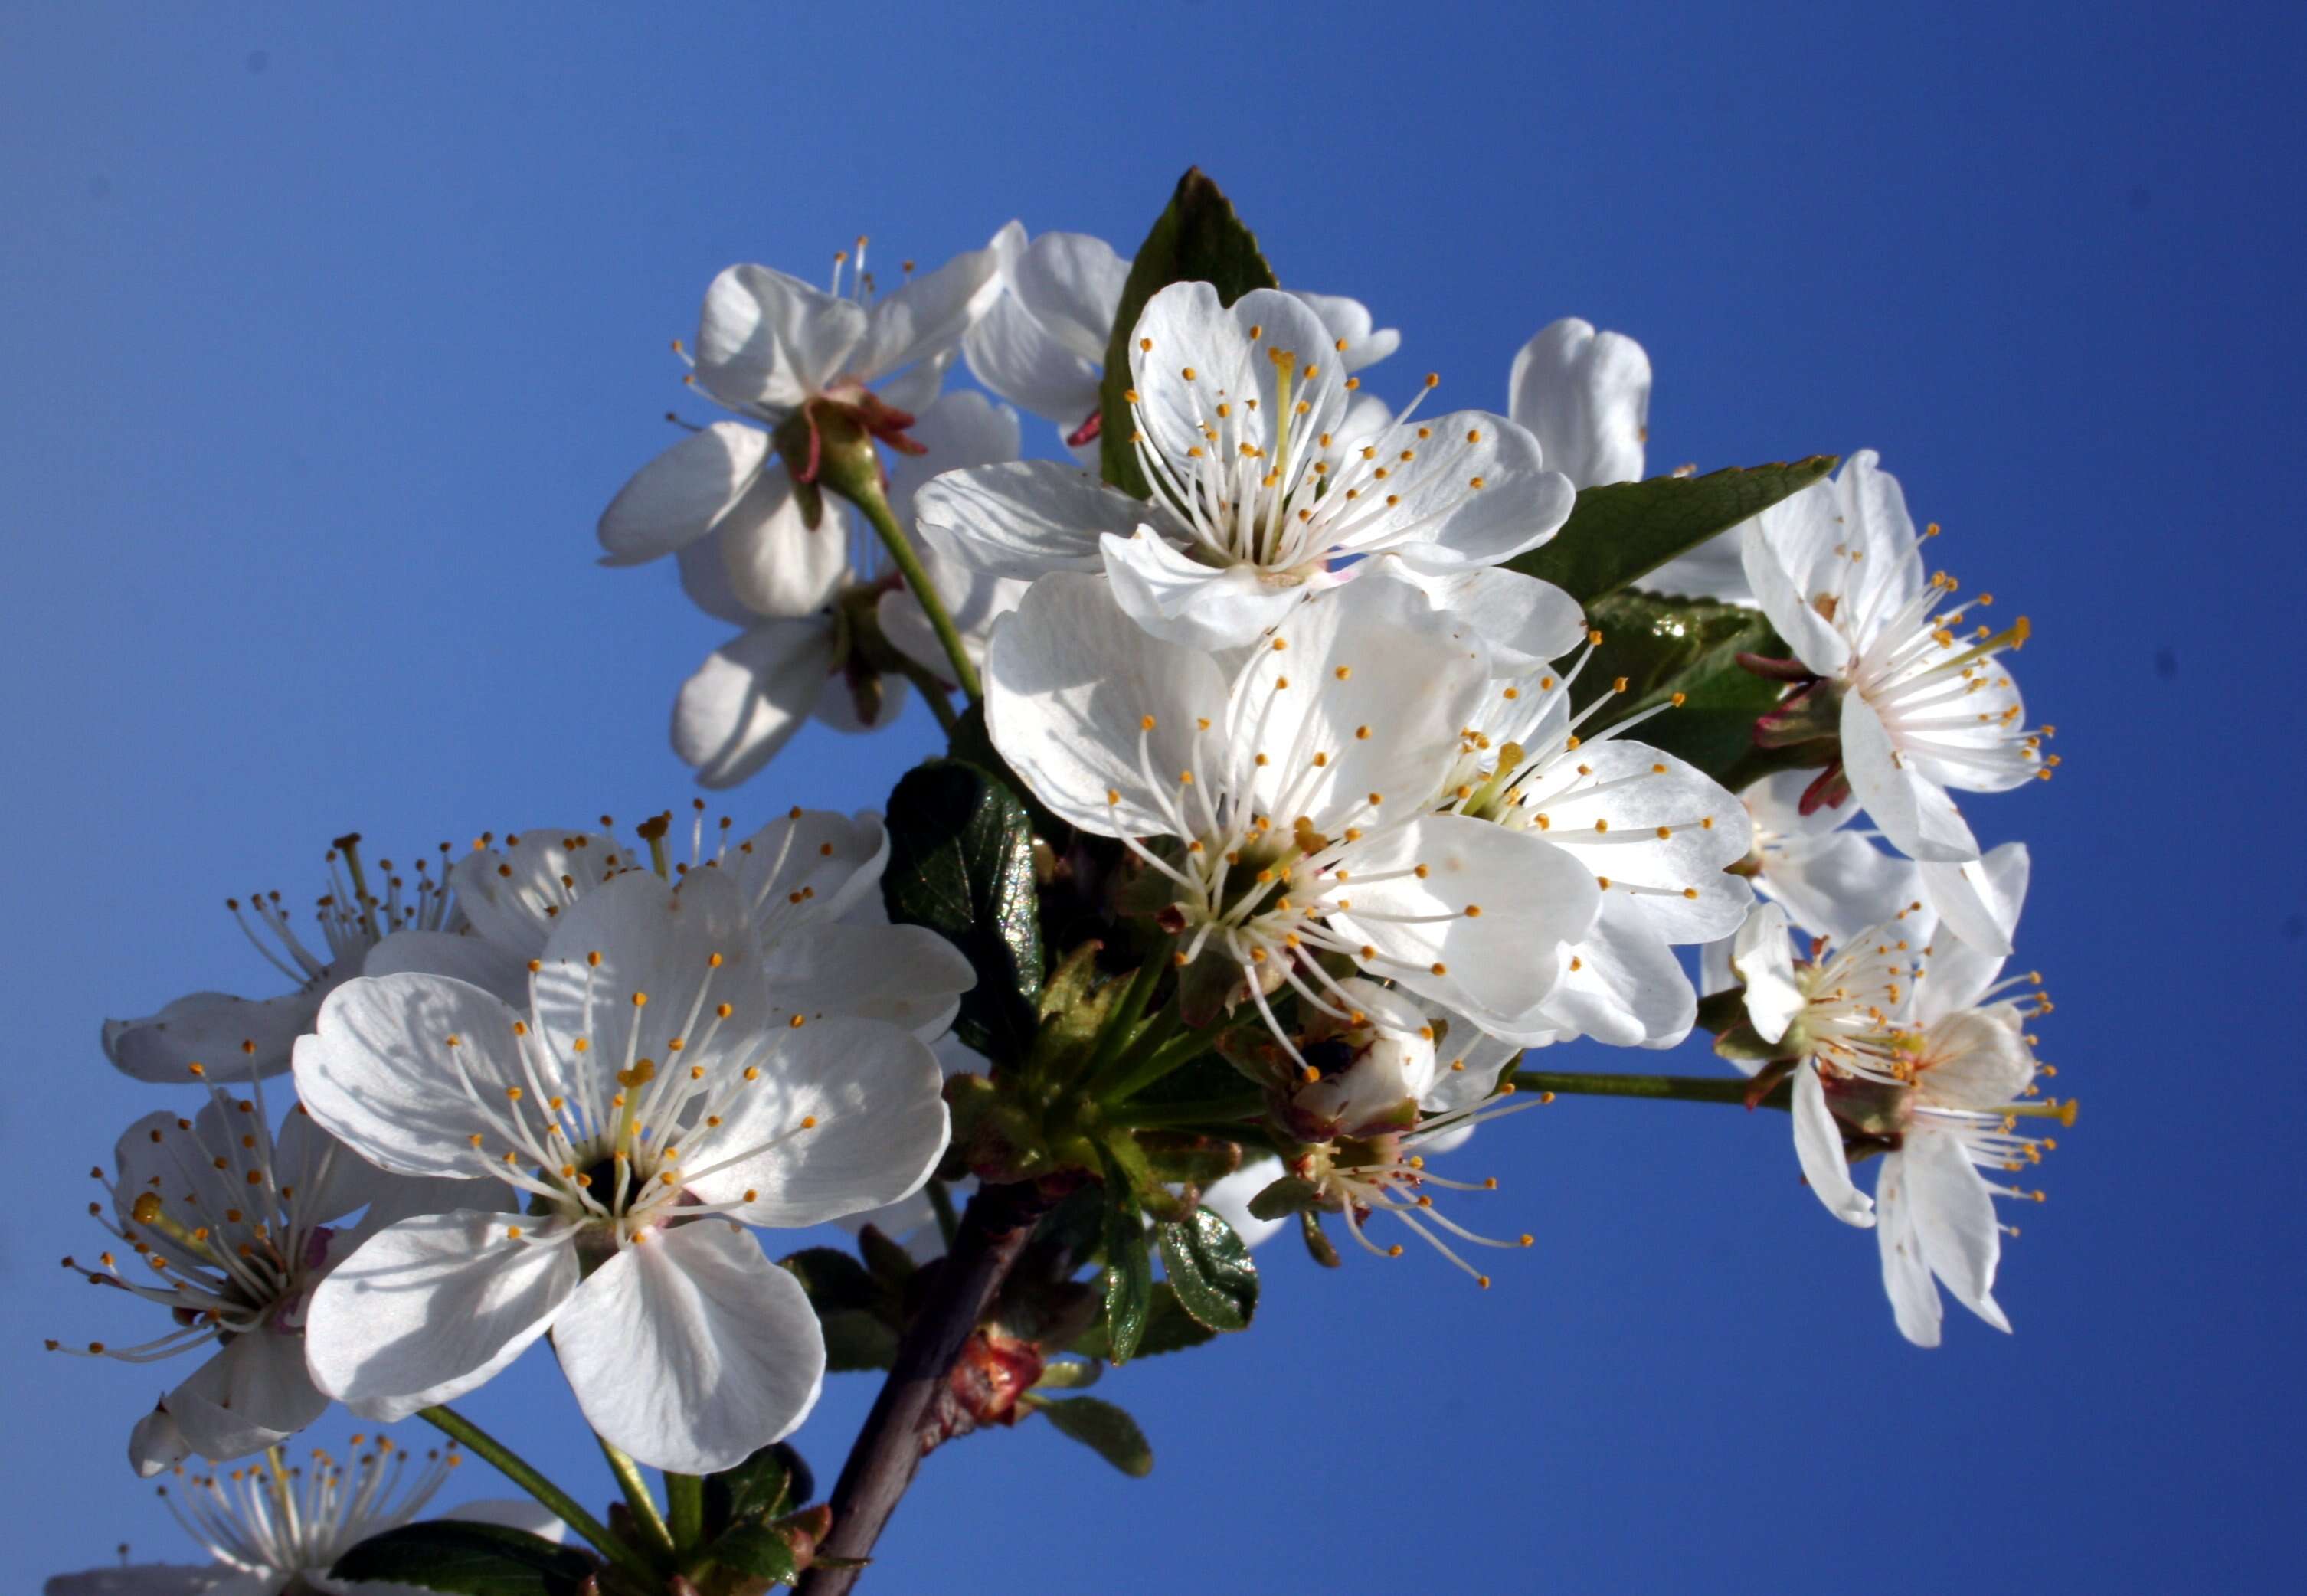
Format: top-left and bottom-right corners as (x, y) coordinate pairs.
(670, 391), (1026, 786)
(44, 1433), (561, 1596)
(1741, 450), (2048, 862)
(104, 837), (456, 1085)
(1731, 844), (2067, 1344)
(57, 1087), (479, 1467)
(596, 232), (1005, 592)
(964, 226), (1398, 458)
(294, 867), (950, 1473)
(1426, 620), (1756, 1048)
(366, 806), (972, 1043)
(985, 571), (1602, 1051)
(924, 282), (1572, 649)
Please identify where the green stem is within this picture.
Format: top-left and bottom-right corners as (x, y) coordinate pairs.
(1510, 1069), (1792, 1110)
(898, 662), (963, 735)
(926, 1177), (960, 1250)
(1081, 955), (1169, 1084)
(1108, 1090), (1266, 1130)
(418, 1406), (656, 1580)
(1096, 1013), (1198, 1103)
(852, 489), (982, 702)
(665, 1470), (705, 1555)
(597, 1437), (674, 1562)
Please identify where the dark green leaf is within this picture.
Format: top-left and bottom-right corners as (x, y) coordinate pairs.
(328, 1522), (597, 1596)
(1508, 457), (1837, 605)
(1568, 591), (1831, 790)
(820, 1308), (901, 1372)
(1156, 1208), (1258, 1333)
(882, 758), (1042, 1061)
(703, 1442), (807, 1542)
(1036, 1395), (1155, 1477)
(1098, 168), (1280, 495)
(709, 1522), (800, 1585)
(1071, 1282), (1219, 1360)
(855, 1225), (918, 1290)
(1097, 1143), (1153, 1363)
(777, 1248), (883, 1316)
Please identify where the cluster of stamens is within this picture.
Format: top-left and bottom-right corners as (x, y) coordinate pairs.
(156, 1434), (455, 1574)
(1127, 325), (1481, 574)
(227, 833), (454, 990)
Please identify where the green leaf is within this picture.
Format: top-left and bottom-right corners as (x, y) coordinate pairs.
(328, 1522), (597, 1596)
(820, 1308), (901, 1372)
(1033, 1356), (1104, 1389)
(1156, 1208), (1258, 1333)
(1037, 1395), (1155, 1477)
(1071, 1282), (1219, 1360)
(1507, 457), (1837, 605)
(1097, 1143), (1153, 1363)
(777, 1248), (882, 1316)
(1569, 590), (1797, 785)
(1098, 168), (1280, 495)
(709, 1521), (801, 1585)
(855, 1225), (918, 1290)
(703, 1443), (807, 1542)
(882, 758), (1043, 1061)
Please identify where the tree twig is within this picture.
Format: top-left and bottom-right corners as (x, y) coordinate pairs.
(800, 1181), (1055, 1594)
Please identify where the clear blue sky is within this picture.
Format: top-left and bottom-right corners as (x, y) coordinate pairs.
(5, 2), (2299, 1588)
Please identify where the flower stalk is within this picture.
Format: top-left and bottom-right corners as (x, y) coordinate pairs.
(419, 1405), (657, 1581)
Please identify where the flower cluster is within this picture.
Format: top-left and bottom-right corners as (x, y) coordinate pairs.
(52, 187), (2073, 1590)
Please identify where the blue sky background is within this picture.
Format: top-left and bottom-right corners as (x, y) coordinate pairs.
(6, 2), (2300, 1588)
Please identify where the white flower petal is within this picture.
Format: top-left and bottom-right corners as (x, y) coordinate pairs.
(1127, 284), (1348, 483)
(1914, 1009), (2034, 1109)
(850, 243), (1003, 384)
(964, 290), (1103, 429)
(1531, 898), (1697, 1048)
(912, 459), (1148, 579)
(1347, 412), (1574, 572)
(761, 921), (975, 1041)
(443, 1500), (571, 1541)
(1831, 450), (1926, 622)
(105, 985), (327, 1084)
(672, 620), (836, 790)
(296, 974), (530, 1179)
(725, 808), (889, 927)
(1731, 902), (1802, 1044)
(597, 424), (771, 566)
(128, 1399), (191, 1478)
(1522, 739), (1755, 941)
(43, 1565), (222, 1595)
(1286, 289), (1398, 371)
(361, 930), (532, 1009)
(449, 829), (637, 960)
(1013, 230), (1131, 365)
(1904, 1124), (2010, 1332)
(1641, 535), (1756, 605)
(1841, 690), (1979, 863)
(1331, 816), (1601, 1031)
(677, 523), (761, 626)
(1101, 528), (1307, 649)
(683, 1016), (950, 1228)
(1919, 839), (2030, 973)
(1507, 317), (1651, 490)
(1792, 1066), (1875, 1227)
(1365, 560), (1585, 675)
(1876, 1150), (1944, 1346)
(886, 389), (1023, 529)
(1762, 831), (1922, 947)
(695, 265), (864, 414)
(716, 467), (851, 619)
(983, 571), (1232, 837)
(553, 1220), (825, 1473)
(166, 1329), (329, 1461)
(304, 1211), (581, 1421)
(1739, 482), (1853, 678)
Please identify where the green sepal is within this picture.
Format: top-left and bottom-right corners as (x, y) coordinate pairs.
(702, 1443), (809, 1542)
(326, 1522), (598, 1596)
(706, 1521), (800, 1585)
(1300, 1209), (1342, 1268)
(881, 758), (1043, 1065)
(1508, 457), (1837, 606)
(1155, 1208), (1258, 1333)
(1098, 168), (1280, 496)
(1247, 1173), (1321, 1222)
(1035, 1395), (1156, 1477)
